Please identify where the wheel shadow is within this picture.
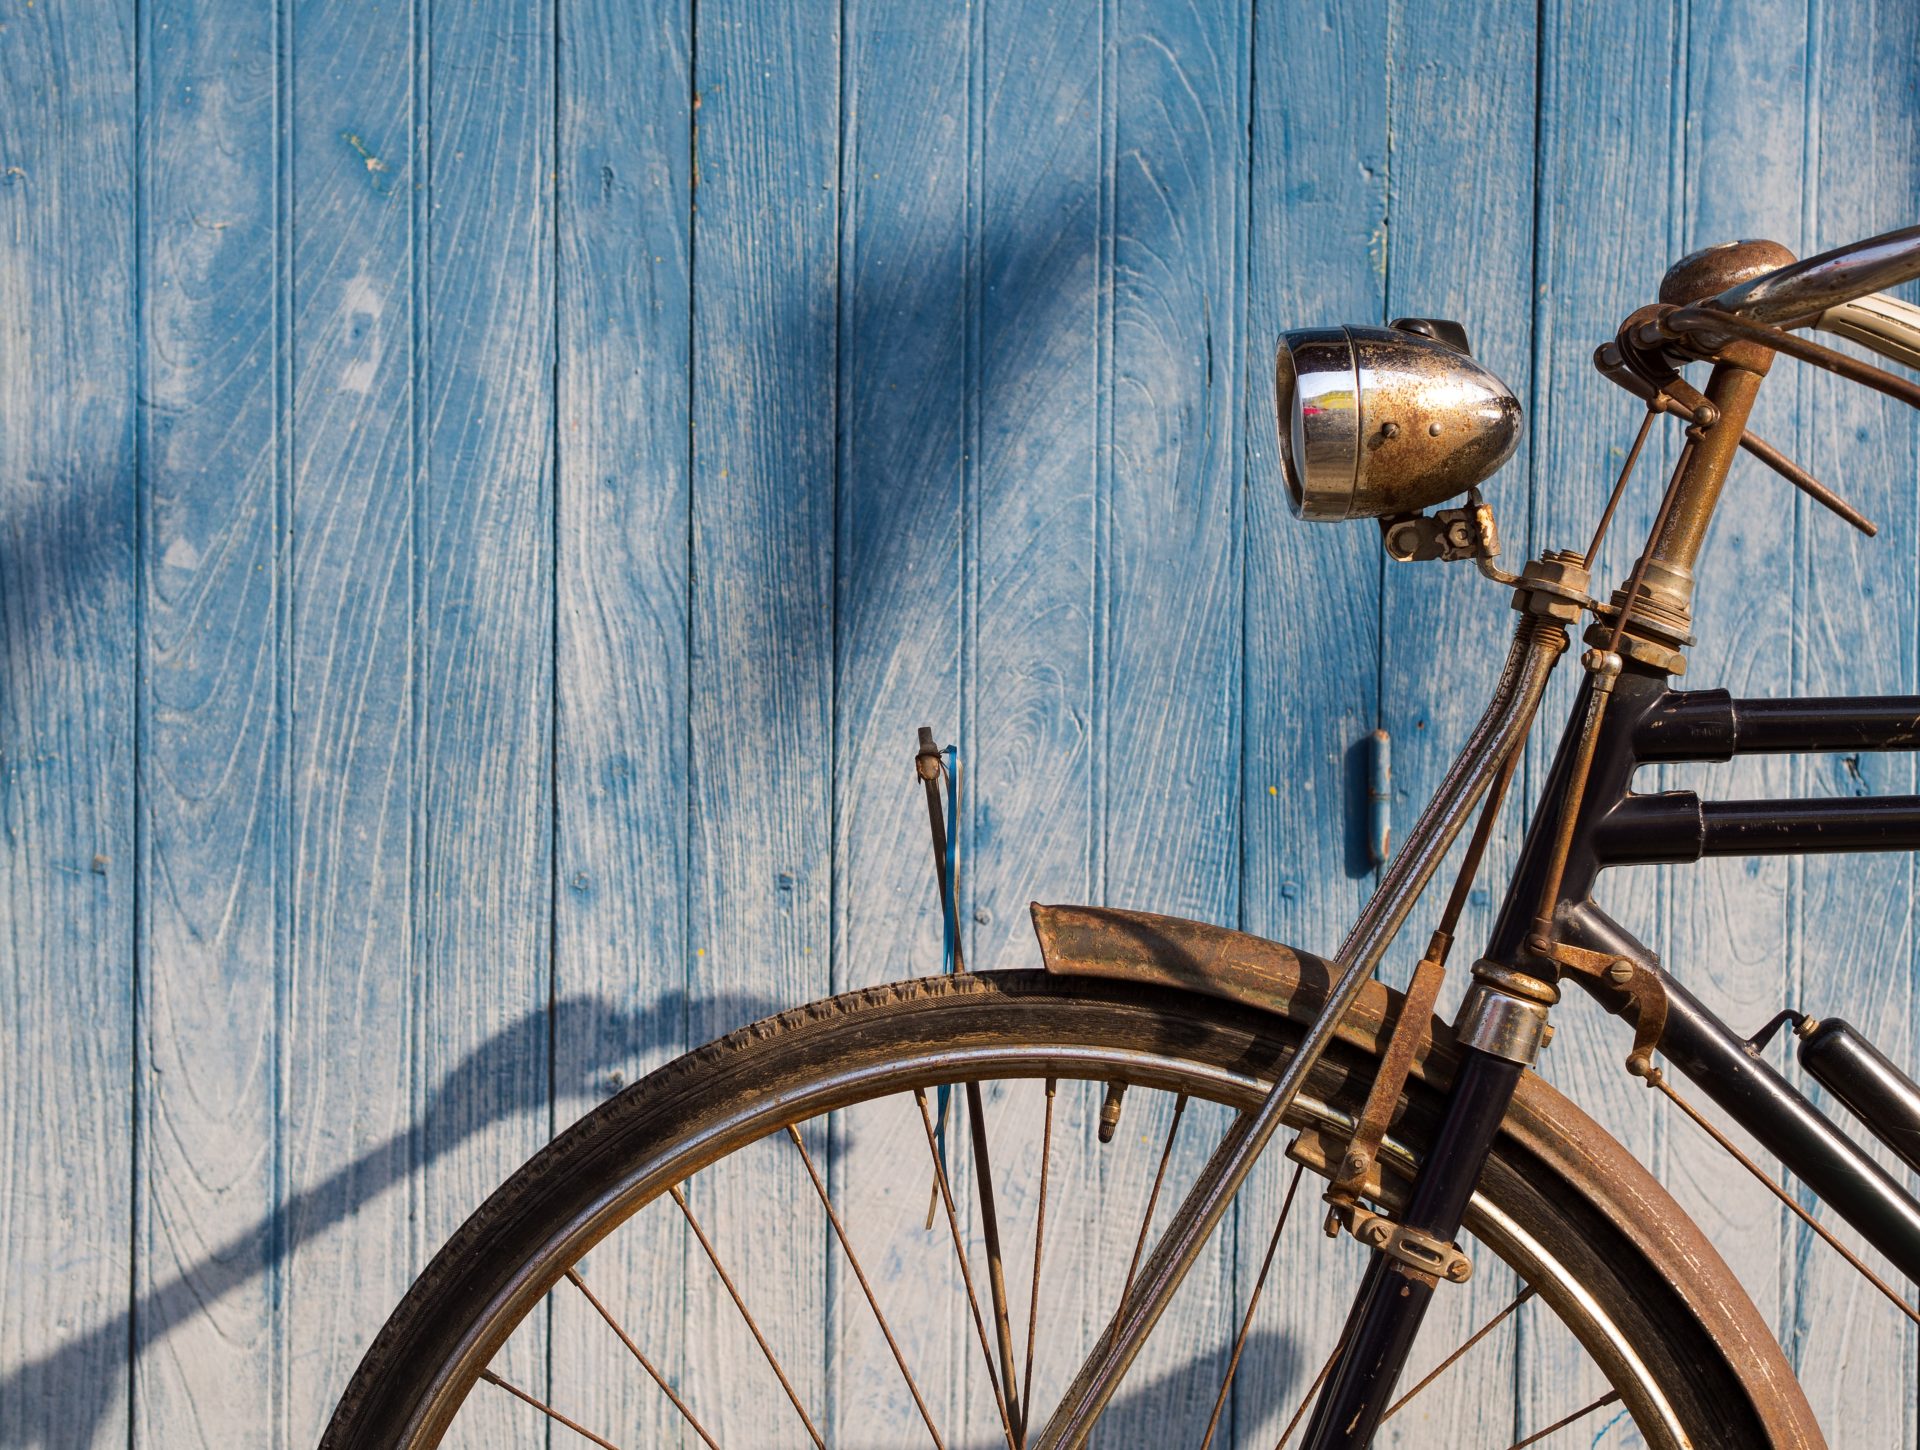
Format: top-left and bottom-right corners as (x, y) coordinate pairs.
(0, 989), (781, 1450)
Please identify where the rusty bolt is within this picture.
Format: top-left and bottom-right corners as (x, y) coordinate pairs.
(1444, 1256), (1473, 1284)
(1341, 1151), (1368, 1179)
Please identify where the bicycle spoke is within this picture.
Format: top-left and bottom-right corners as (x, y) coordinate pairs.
(562, 1267), (720, 1450)
(1271, 1337), (1344, 1450)
(478, 1367), (627, 1450)
(668, 1184), (826, 1448)
(965, 1079), (1027, 1446)
(1020, 1077), (1057, 1438)
(1505, 1388), (1621, 1448)
(785, 1124), (949, 1450)
(1654, 1072), (1920, 1326)
(915, 1088), (1020, 1450)
(1198, 1162), (1306, 1450)
(1121, 1090), (1189, 1303)
(1380, 1283), (1536, 1423)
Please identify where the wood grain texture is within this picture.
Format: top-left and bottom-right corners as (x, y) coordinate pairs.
(1239, 3), (1387, 1434)
(11, 0), (1920, 1443)
(1518, 1), (1684, 1442)
(681, 0), (837, 1439)
(1096, 0), (1251, 1435)
(1373, 2), (1539, 1441)
(1664, 0), (1810, 1414)
(549, 0), (696, 1441)
(1788, 0), (1920, 1437)
(967, 0), (1107, 1434)
(831, 0), (972, 1439)
(134, 0), (281, 1440)
(415, 2), (557, 1443)
(0, 4), (137, 1448)
(279, 0), (420, 1438)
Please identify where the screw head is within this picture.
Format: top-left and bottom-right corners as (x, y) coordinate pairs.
(1606, 958), (1635, 985)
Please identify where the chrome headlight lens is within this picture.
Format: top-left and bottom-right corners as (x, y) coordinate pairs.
(1274, 323), (1522, 521)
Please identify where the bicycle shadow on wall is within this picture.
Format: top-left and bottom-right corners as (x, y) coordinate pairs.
(839, 1327), (1309, 1450)
(1, 990), (784, 1450)
(3, 108), (1361, 1450)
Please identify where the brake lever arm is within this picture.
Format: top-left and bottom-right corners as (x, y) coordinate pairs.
(1594, 340), (1878, 537)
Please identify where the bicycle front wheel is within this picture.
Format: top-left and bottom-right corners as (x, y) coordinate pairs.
(322, 970), (1821, 1449)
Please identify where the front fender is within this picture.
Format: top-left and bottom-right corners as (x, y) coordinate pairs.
(1031, 901), (1431, 1067)
(1028, 901), (1825, 1450)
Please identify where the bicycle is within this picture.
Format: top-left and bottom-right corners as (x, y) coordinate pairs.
(322, 226), (1920, 1449)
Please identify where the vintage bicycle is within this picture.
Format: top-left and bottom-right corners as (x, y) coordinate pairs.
(323, 227), (1920, 1448)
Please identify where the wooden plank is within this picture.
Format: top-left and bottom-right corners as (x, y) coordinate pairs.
(1790, 1), (1920, 1438)
(280, 0), (420, 1437)
(1515, 0), (1685, 1440)
(830, 0), (972, 1439)
(1093, 0), (1251, 1437)
(1661, 0), (1810, 1393)
(0, 4), (137, 1448)
(1373, 2), (1538, 1441)
(1237, 0), (1389, 1440)
(966, 0), (1107, 1436)
(133, 0), (282, 1441)
(681, 0), (837, 1439)
(548, 0), (700, 1443)
(413, 2), (556, 1444)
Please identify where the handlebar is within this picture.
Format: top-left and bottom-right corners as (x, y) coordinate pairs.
(1817, 292), (1920, 373)
(1709, 223), (1920, 325)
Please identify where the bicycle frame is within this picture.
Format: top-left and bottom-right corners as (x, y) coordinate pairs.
(1034, 229), (1920, 1450)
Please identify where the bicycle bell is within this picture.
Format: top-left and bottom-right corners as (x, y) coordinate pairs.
(1273, 319), (1522, 521)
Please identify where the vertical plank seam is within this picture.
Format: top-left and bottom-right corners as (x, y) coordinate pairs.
(1370, 0), (1397, 784)
(963, 0), (985, 983)
(826, 0), (849, 1431)
(1785, 0), (1820, 1361)
(828, 0), (849, 1004)
(1227, 0), (1251, 971)
(1093, 0), (1115, 904)
(545, 0), (563, 1432)
(680, 0), (701, 1430)
(546, 0), (564, 1155)
(1516, 0), (1549, 1437)
(1236, 0), (1260, 945)
(964, 7), (988, 1420)
(1229, 4), (1259, 1442)
(1651, 0), (1693, 1231)
(129, 0), (150, 1436)
(273, 0), (296, 1436)
(407, 0), (431, 1281)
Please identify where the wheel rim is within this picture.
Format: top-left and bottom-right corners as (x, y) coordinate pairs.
(403, 1034), (1687, 1449)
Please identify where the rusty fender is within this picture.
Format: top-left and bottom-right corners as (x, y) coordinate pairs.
(1030, 901), (1825, 1450)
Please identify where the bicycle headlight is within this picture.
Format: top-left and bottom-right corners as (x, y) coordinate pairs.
(1274, 322), (1522, 521)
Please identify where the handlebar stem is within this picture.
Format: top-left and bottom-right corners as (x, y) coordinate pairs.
(1643, 352), (1771, 606)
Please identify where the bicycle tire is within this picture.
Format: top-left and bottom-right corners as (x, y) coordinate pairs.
(320, 970), (1824, 1449)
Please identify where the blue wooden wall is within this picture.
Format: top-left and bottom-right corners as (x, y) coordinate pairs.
(3, 0), (1918, 1444)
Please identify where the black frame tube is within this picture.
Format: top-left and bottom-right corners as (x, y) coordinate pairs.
(1597, 792), (1920, 862)
(1296, 1053), (1523, 1449)
(1636, 688), (1920, 760)
(1302, 670), (1920, 1449)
